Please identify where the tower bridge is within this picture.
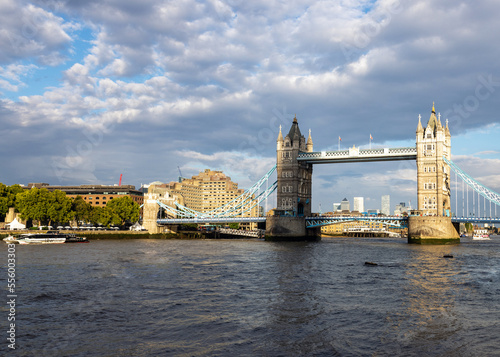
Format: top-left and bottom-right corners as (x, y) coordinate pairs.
(150, 103), (499, 244)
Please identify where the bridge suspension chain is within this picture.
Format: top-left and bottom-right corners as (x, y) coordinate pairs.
(444, 157), (500, 207)
(157, 165), (277, 219)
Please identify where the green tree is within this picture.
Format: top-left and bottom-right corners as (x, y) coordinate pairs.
(0, 183), (8, 219)
(7, 184), (24, 209)
(46, 190), (74, 226)
(106, 196), (140, 226)
(72, 196), (92, 226)
(0, 184), (24, 219)
(89, 206), (120, 227)
(16, 188), (51, 226)
(228, 223), (240, 229)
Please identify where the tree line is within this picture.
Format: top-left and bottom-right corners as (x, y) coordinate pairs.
(0, 183), (140, 228)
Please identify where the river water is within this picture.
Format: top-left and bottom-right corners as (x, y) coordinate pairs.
(2, 236), (500, 356)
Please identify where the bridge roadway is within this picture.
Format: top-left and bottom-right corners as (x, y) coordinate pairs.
(157, 215), (500, 227)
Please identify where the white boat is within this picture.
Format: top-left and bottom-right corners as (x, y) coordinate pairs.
(473, 229), (490, 240)
(7, 232), (67, 244)
(3, 235), (18, 244)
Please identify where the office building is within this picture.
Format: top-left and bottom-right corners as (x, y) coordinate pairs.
(381, 195), (390, 215)
(26, 183), (143, 207)
(353, 197), (364, 213)
(341, 198), (350, 212)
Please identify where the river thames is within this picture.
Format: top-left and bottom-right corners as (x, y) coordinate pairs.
(2, 236), (500, 356)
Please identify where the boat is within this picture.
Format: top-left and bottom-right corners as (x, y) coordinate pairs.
(64, 234), (90, 243)
(473, 228), (490, 240)
(3, 231), (89, 244)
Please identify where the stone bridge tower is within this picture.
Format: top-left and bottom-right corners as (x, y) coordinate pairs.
(276, 116), (314, 216)
(416, 104), (452, 216)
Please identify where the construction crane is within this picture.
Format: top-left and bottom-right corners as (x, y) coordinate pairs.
(119, 174), (123, 186)
(177, 166), (186, 183)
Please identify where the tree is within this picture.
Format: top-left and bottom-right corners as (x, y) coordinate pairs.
(106, 196), (140, 226)
(0, 184), (24, 219)
(72, 196), (92, 226)
(46, 190), (74, 226)
(89, 206), (120, 227)
(16, 188), (51, 226)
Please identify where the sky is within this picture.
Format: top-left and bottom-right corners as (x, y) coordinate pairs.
(1, 0), (500, 214)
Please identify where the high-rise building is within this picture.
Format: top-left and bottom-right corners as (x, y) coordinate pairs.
(333, 202), (341, 212)
(381, 195), (390, 215)
(353, 197), (364, 213)
(151, 169), (259, 228)
(341, 198), (350, 212)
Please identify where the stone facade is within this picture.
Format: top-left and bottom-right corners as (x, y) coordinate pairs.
(275, 116), (313, 217)
(416, 104), (452, 216)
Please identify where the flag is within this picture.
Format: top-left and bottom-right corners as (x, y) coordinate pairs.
(339, 136), (342, 141)
(370, 134), (373, 140)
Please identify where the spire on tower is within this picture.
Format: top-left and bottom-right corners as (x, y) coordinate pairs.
(277, 124), (283, 142)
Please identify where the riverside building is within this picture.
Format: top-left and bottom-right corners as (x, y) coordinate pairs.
(26, 183), (144, 207)
(151, 169), (260, 229)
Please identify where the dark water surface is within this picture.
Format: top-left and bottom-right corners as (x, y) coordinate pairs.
(2, 236), (500, 356)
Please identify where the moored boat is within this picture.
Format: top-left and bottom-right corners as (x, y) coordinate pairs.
(3, 231), (89, 244)
(473, 228), (490, 240)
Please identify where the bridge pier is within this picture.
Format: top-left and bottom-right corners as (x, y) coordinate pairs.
(407, 215), (460, 244)
(265, 216), (320, 241)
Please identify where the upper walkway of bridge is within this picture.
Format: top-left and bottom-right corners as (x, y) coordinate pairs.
(298, 147), (417, 164)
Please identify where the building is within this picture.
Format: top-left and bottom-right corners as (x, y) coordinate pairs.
(367, 209), (379, 216)
(151, 169), (259, 229)
(394, 202), (408, 216)
(26, 183), (144, 207)
(333, 202), (341, 212)
(381, 195), (390, 215)
(353, 197), (364, 213)
(341, 198), (350, 212)
(416, 103), (452, 216)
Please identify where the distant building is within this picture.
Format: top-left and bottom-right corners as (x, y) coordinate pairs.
(26, 183), (143, 207)
(381, 195), (390, 215)
(150, 169), (259, 229)
(353, 197), (364, 213)
(341, 198), (350, 212)
(367, 209), (379, 216)
(394, 202), (408, 216)
(333, 202), (341, 212)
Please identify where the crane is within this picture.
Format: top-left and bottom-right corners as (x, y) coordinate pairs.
(177, 166), (186, 183)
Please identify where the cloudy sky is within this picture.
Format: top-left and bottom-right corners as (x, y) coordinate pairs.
(1, 0), (500, 214)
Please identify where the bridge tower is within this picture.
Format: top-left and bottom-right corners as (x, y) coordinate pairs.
(409, 103), (459, 244)
(276, 115), (313, 216)
(416, 103), (451, 216)
(266, 116), (319, 240)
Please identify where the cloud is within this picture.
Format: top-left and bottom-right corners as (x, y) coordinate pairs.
(1, 0), (499, 214)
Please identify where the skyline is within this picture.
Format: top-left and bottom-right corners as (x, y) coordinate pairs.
(1, 0), (500, 213)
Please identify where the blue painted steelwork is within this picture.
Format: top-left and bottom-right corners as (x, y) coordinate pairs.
(305, 216), (408, 228)
(156, 165), (277, 224)
(157, 217), (267, 224)
(452, 217), (500, 224)
(444, 157), (500, 207)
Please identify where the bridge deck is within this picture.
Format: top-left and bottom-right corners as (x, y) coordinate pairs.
(157, 217), (266, 224)
(298, 147), (417, 164)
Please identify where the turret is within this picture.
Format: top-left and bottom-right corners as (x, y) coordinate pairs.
(277, 125), (284, 150)
(306, 129), (313, 152)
